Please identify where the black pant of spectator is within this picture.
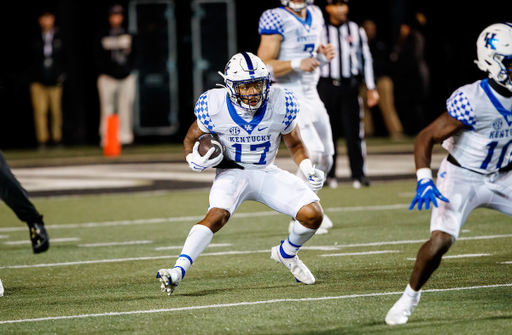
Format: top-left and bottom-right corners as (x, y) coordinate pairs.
(0, 150), (43, 224)
(318, 77), (366, 181)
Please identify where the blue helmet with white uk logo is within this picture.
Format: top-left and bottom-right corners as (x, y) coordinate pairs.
(280, 0), (314, 11)
(218, 52), (271, 112)
(475, 23), (512, 91)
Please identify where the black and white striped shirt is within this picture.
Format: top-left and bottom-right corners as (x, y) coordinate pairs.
(320, 21), (376, 90)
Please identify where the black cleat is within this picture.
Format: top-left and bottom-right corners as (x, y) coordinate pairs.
(28, 222), (50, 254)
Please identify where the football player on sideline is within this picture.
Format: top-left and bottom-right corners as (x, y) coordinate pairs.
(257, 0), (336, 235)
(156, 52), (325, 295)
(386, 23), (512, 325)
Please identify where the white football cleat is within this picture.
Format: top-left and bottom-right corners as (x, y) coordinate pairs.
(289, 219), (329, 235)
(0, 278), (3, 297)
(271, 243), (315, 284)
(385, 291), (421, 325)
(156, 268), (183, 295)
(320, 214), (333, 229)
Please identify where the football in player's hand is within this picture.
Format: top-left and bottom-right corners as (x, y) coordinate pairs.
(197, 133), (223, 159)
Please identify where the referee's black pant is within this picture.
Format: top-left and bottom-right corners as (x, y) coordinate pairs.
(0, 150), (42, 224)
(318, 77), (365, 180)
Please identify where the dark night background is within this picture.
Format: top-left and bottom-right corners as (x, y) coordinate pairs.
(0, 0), (509, 149)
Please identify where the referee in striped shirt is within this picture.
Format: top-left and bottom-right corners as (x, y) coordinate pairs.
(318, 0), (379, 189)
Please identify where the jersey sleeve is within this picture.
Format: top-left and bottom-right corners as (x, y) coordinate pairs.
(258, 9), (284, 38)
(446, 88), (477, 129)
(194, 92), (215, 132)
(281, 88), (300, 134)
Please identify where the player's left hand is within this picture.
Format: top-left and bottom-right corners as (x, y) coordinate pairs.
(410, 178), (449, 210)
(307, 167), (325, 192)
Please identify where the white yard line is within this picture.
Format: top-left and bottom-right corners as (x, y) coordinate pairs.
(155, 243), (232, 251)
(407, 253), (491, 260)
(0, 235), (8, 239)
(0, 283), (510, 325)
(0, 204), (410, 233)
(319, 250), (400, 257)
(4, 238), (80, 245)
(78, 241), (153, 247)
(501, 261), (512, 264)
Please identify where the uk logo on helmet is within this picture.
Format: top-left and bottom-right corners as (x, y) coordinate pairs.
(484, 33), (498, 50)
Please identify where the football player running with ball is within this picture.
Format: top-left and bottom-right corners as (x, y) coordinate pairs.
(386, 23), (512, 325)
(156, 52), (325, 295)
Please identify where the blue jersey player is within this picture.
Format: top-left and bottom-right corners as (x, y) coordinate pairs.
(386, 23), (512, 325)
(156, 52), (326, 295)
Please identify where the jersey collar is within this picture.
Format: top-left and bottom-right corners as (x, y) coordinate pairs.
(480, 79), (512, 126)
(281, 7), (312, 32)
(226, 94), (267, 135)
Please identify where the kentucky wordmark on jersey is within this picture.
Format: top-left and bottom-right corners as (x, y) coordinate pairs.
(194, 86), (299, 169)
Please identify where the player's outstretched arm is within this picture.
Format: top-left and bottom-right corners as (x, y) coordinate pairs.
(283, 127), (324, 191)
(410, 112), (465, 210)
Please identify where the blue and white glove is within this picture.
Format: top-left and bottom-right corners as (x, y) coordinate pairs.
(186, 141), (223, 172)
(300, 159), (325, 192)
(410, 168), (449, 210)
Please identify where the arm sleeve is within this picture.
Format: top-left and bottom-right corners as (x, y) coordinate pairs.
(446, 89), (477, 129)
(359, 27), (376, 90)
(194, 92), (215, 132)
(281, 88), (300, 134)
(258, 9), (284, 38)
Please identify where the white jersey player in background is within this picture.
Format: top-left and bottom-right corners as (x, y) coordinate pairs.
(386, 23), (512, 325)
(157, 52), (326, 295)
(257, 0), (336, 234)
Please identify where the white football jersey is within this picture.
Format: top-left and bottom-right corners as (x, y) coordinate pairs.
(258, 5), (325, 86)
(194, 86), (299, 169)
(443, 79), (512, 174)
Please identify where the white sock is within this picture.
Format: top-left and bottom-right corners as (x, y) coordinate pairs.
(281, 220), (317, 257)
(403, 284), (421, 299)
(174, 224), (213, 277)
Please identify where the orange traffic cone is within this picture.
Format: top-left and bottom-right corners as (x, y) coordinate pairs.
(104, 114), (121, 157)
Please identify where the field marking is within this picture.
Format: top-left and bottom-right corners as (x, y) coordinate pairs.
(0, 203), (410, 232)
(319, 250), (400, 257)
(3, 238), (80, 245)
(78, 241), (153, 247)
(0, 283), (510, 325)
(155, 243), (232, 251)
(2, 234), (512, 269)
(0, 235), (8, 239)
(407, 253), (491, 260)
(501, 261), (512, 264)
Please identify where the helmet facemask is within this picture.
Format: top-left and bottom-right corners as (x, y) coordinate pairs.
(280, 0), (313, 12)
(493, 53), (512, 90)
(218, 52), (271, 113)
(228, 77), (271, 113)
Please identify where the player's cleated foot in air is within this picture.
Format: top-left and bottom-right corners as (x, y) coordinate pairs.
(289, 219), (328, 235)
(28, 221), (49, 254)
(385, 291), (421, 325)
(271, 243), (315, 284)
(156, 268), (183, 295)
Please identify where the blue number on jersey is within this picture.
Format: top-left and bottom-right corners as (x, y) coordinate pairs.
(304, 43), (315, 57)
(480, 140), (512, 169)
(232, 141), (271, 164)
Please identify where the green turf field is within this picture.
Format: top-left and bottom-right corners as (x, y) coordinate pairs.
(1, 180), (511, 334)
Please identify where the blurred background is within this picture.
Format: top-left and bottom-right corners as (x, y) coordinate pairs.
(0, 0), (508, 150)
